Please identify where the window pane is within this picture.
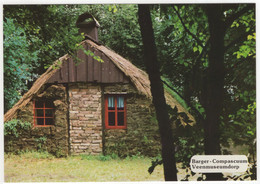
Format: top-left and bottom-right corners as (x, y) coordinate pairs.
(108, 97), (115, 110)
(45, 101), (54, 108)
(36, 109), (44, 117)
(45, 109), (53, 117)
(35, 101), (44, 108)
(45, 118), (54, 125)
(36, 118), (44, 125)
(108, 112), (115, 126)
(117, 112), (124, 126)
(117, 97), (124, 110)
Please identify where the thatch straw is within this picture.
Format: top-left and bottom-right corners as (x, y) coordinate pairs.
(4, 39), (195, 123)
(85, 39), (195, 123)
(4, 55), (69, 122)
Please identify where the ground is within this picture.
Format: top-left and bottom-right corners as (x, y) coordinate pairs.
(4, 152), (165, 182)
(4, 151), (254, 182)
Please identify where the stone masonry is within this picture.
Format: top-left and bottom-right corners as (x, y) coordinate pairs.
(5, 82), (162, 157)
(4, 84), (69, 156)
(103, 84), (161, 157)
(69, 83), (102, 155)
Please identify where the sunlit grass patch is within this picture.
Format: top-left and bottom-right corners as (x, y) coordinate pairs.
(4, 152), (164, 182)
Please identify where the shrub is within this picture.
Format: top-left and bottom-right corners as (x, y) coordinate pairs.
(4, 119), (31, 138)
(54, 146), (66, 158)
(34, 136), (47, 151)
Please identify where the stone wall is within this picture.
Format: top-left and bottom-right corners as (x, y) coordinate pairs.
(69, 83), (102, 155)
(5, 82), (162, 157)
(67, 82), (161, 157)
(4, 84), (69, 156)
(103, 84), (161, 157)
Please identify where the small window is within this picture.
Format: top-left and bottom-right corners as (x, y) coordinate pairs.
(105, 95), (126, 129)
(33, 100), (54, 127)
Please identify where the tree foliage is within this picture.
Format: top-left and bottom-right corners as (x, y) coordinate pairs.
(92, 4), (144, 68)
(3, 5), (143, 112)
(3, 4), (256, 181)
(3, 5), (85, 112)
(4, 18), (39, 111)
(147, 4), (255, 180)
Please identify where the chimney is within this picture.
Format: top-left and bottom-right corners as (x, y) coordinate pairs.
(76, 13), (100, 41)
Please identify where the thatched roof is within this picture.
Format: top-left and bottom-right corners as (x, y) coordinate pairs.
(4, 55), (69, 122)
(4, 38), (195, 123)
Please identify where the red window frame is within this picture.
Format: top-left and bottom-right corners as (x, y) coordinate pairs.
(105, 95), (127, 129)
(33, 100), (54, 127)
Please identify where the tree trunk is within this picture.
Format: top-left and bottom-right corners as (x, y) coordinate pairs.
(202, 5), (225, 180)
(138, 4), (178, 181)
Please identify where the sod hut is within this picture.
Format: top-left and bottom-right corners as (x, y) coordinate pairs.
(4, 13), (194, 157)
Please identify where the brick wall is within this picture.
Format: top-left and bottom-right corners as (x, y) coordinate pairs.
(69, 83), (102, 155)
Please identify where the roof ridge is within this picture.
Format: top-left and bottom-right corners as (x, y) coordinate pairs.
(85, 39), (195, 124)
(4, 38), (195, 124)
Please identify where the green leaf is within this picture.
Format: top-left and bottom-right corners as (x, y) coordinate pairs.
(247, 35), (253, 40)
(247, 131), (254, 135)
(198, 45), (203, 54)
(203, 61), (208, 67)
(113, 6), (118, 13)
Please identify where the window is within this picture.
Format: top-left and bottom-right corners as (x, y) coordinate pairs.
(33, 100), (54, 127)
(105, 95), (126, 129)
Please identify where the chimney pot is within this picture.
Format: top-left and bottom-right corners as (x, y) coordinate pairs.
(76, 13), (100, 41)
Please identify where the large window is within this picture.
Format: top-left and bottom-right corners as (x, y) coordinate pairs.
(105, 95), (126, 129)
(33, 100), (54, 127)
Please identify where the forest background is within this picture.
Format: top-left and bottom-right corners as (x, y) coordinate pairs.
(2, 4), (256, 181)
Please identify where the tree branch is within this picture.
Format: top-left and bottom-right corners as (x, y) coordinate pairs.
(224, 4), (254, 30)
(224, 30), (254, 52)
(172, 5), (204, 48)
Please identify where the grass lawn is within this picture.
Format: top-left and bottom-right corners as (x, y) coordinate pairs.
(5, 151), (252, 182)
(4, 151), (166, 182)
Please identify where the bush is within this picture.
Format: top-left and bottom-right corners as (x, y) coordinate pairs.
(4, 119), (31, 138)
(34, 136), (47, 152)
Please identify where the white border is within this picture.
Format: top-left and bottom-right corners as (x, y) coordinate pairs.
(0, 2), (4, 184)
(1, 1), (259, 184)
(1, 0), (258, 5)
(256, 1), (259, 184)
